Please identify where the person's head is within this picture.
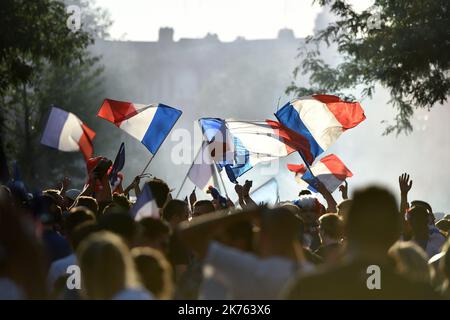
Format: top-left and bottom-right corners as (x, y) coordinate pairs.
(298, 189), (312, 196)
(220, 221), (254, 252)
(64, 189), (81, 208)
(281, 202), (305, 243)
(293, 195), (320, 227)
(193, 200), (215, 216)
(77, 231), (140, 299)
(63, 207), (96, 241)
(411, 200), (433, 214)
(131, 247), (173, 299)
(411, 200), (434, 224)
(436, 219), (450, 234)
(407, 206), (430, 240)
(135, 218), (171, 255)
(33, 194), (62, 229)
(74, 196), (99, 218)
(318, 213), (343, 243)
(345, 186), (400, 255)
(259, 206), (303, 258)
(43, 189), (64, 209)
(161, 199), (189, 227)
(146, 178), (171, 208)
(111, 193), (131, 210)
(0, 190), (47, 299)
(388, 241), (434, 284)
(337, 199), (353, 218)
(98, 211), (136, 246)
(70, 221), (102, 251)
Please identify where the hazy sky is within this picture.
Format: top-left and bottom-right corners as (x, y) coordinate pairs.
(95, 0), (371, 41)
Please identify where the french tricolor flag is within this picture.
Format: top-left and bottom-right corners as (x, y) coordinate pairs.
(130, 184), (159, 221)
(40, 106), (95, 161)
(199, 118), (311, 183)
(287, 154), (353, 193)
(97, 99), (182, 154)
(275, 95), (365, 164)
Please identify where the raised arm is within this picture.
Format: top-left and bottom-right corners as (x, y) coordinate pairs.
(399, 173), (412, 215)
(316, 181), (337, 213)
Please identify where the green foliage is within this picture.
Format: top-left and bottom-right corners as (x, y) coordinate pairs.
(287, 0), (450, 135)
(0, 0), (111, 188)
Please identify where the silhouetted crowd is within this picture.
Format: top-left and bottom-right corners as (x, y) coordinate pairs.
(1, 158), (449, 300)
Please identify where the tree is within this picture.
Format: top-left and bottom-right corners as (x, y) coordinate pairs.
(0, 0), (111, 188)
(286, 0), (450, 135)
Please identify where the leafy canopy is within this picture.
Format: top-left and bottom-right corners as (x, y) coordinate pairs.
(287, 0), (450, 134)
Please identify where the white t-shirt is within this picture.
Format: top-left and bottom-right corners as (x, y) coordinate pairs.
(47, 253), (77, 291)
(203, 241), (314, 300)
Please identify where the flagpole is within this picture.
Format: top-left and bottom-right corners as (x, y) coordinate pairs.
(213, 160), (230, 199)
(175, 143), (203, 199)
(140, 154), (155, 175)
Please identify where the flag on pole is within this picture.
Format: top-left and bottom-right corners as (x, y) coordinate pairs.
(130, 184), (159, 221)
(187, 141), (221, 192)
(198, 118), (310, 183)
(109, 142), (125, 189)
(287, 154), (353, 193)
(41, 106), (95, 161)
(97, 99), (182, 154)
(275, 95), (365, 164)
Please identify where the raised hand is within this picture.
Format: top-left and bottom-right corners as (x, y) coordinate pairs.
(399, 173), (413, 195)
(61, 176), (71, 191)
(234, 183), (244, 198)
(189, 187), (197, 208)
(338, 180), (348, 200)
(243, 180), (253, 197)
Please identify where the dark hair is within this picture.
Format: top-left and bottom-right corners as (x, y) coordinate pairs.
(411, 200), (433, 214)
(408, 206), (430, 239)
(162, 199), (188, 222)
(224, 221), (254, 252)
(146, 178), (170, 208)
(346, 186), (400, 250)
(138, 218), (171, 242)
(33, 194), (62, 226)
(131, 247), (173, 299)
(75, 196), (99, 217)
(261, 206), (303, 242)
(98, 211), (136, 244)
(299, 189), (312, 196)
(193, 200), (215, 216)
(112, 193), (131, 210)
(436, 219), (450, 233)
(70, 221), (101, 250)
(0, 198), (47, 299)
(64, 207), (96, 238)
(319, 213), (343, 240)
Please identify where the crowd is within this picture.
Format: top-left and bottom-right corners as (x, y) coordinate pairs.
(0, 158), (449, 300)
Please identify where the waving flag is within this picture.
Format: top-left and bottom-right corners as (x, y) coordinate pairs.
(98, 99), (182, 154)
(287, 154), (353, 193)
(275, 95), (365, 164)
(199, 118), (309, 183)
(130, 184), (159, 221)
(109, 142), (125, 189)
(187, 141), (221, 192)
(41, 106), (95, 161)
